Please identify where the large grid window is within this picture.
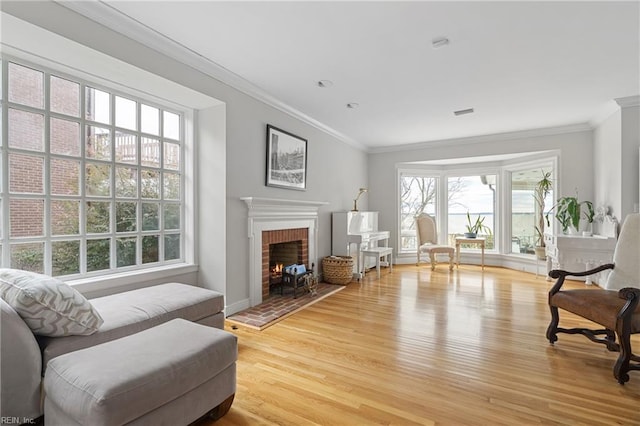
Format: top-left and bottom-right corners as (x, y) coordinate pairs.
(1, 60), (184, 277)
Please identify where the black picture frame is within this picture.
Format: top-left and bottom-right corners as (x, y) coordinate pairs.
(265, 125), (307, 190)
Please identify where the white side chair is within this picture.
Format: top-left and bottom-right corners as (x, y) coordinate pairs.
(415, 213), (454, 271)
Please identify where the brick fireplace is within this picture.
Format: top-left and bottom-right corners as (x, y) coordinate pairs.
(262, 228), (308, 300)
(241, 197), (327, 307)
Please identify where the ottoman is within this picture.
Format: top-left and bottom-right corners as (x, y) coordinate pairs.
(43, 319), (237, 426)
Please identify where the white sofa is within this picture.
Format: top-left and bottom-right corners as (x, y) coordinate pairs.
(1, 279), (228, 424)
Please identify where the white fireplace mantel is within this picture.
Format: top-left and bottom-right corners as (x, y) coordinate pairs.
(241, 197), (328, 306)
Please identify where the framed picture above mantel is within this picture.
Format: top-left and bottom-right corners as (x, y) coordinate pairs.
(265, 125), (307, 190)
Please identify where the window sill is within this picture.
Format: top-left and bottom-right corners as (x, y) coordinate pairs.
(67, 263), (199, 296)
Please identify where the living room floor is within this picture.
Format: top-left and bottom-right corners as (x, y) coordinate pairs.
(202, 265), (640, 425)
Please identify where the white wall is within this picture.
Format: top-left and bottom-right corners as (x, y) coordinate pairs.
(2, 2), (369, 312)
(593, 110), (622, 218)
(621, 105), (640, 219)
(593, 101), (640, 225)
(368, 129), (594, 258)
(224, 95), (367, 313)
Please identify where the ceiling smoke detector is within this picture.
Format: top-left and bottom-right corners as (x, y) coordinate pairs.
(454, 108), (474, 116)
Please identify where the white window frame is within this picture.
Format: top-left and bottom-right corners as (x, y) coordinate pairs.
(397, 155), (558, 259)
(0, 56), (195, 280)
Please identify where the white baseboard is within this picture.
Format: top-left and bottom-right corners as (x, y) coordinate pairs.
(225, 298), (251, 316)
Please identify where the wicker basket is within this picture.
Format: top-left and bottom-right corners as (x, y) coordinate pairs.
(322, 256), (354, 285)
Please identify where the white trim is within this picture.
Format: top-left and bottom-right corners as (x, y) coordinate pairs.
(615, 95), (640, 108)
(68, 263), (198, 295)
(0, 12), (220, 111)
(370, 123), (592, 154)
(56, 1), (366, 152)
(241, 197), (327, 307)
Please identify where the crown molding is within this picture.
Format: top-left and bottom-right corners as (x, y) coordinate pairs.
(615, 95), (640, 108)
(369, 122), (593, 154)
(56, 0), (365, 151)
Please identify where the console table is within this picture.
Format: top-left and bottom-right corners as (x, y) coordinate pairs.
(544, 234), (616, 284)
(455, 237), (485, 269)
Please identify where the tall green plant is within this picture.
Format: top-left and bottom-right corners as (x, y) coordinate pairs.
(534, 170), (553, 247)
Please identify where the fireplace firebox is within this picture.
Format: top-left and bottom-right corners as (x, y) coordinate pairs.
(262, 228), (308, 301)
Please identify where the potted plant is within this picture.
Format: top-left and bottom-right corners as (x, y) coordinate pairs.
(547, 196), (594, 234)
(464, 212), (492, 238)
(533, 171), (552, 259)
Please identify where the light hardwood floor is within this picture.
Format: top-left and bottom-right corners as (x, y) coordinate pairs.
(209, 265), (640, 425)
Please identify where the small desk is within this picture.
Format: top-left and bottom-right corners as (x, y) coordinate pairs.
(455, 237), (485, 269)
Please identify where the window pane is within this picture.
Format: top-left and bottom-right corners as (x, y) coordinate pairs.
(448, 175), (496, 249)
(10, 242), (44, 273)
(52, 240), (80, 276)
(51, 200), (80, 235)
(115, 166), (137, 197)
(142, 203), (159, 231)
(8, 108), (44, 151)
(163, 172), (180, 200)
(8, 63), (44, 109)
(10, 199), (44, 237)
(141, 170), (160, 199)
(141, 137), (160, 167)
(115, 131), (137, 164)
(115, 96), (137, 130)
(164, 203), (180, 230)
(51, 158), (80, 196)
(50, 76), (80, 117)
(86, 201), (110, 233)
(116, 202), (137, 232)
(141, 104), (159, 135)
(86, 125), (111, 160)
(165, 234), (180, 261)
(51, 118), (80, 156)
(142, 235), (159, 264)
(400, 175), (437, 251)
(163, 111), (179, 140)
(164, 142), (180, 170)
(85, 87), (110, 124)
(87, 238), (110, 272)
(117, 237), (137, 267)
(9, 153), (43, 194)
(86, 163), (111, 196)
(511, 167), (554, 255)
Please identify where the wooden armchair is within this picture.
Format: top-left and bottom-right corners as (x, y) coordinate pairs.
(546, 213), (640, 384)
(415, 213), (454, 271)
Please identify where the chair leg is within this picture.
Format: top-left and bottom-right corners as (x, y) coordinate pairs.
(448, 253), (454, 271)
(429, 252), (436, 271)
(614, 322), (633, 384)
(546, 305), (559, 344)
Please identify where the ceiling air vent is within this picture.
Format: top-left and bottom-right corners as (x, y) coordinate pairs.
(454, 108), (474, 116)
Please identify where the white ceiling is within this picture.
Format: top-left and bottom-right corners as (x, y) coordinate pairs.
(91, 1), (638, 149)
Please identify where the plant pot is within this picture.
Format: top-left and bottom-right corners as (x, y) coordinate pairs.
(534, 246), (546, 260)
(463, 232), (477, 238)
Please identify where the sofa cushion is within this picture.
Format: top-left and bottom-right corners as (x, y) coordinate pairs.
(0, 269), (103, 336)
(39, 282), (225, 367)
(0, 299), (42, 420)
(44, 319), (237, 426)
